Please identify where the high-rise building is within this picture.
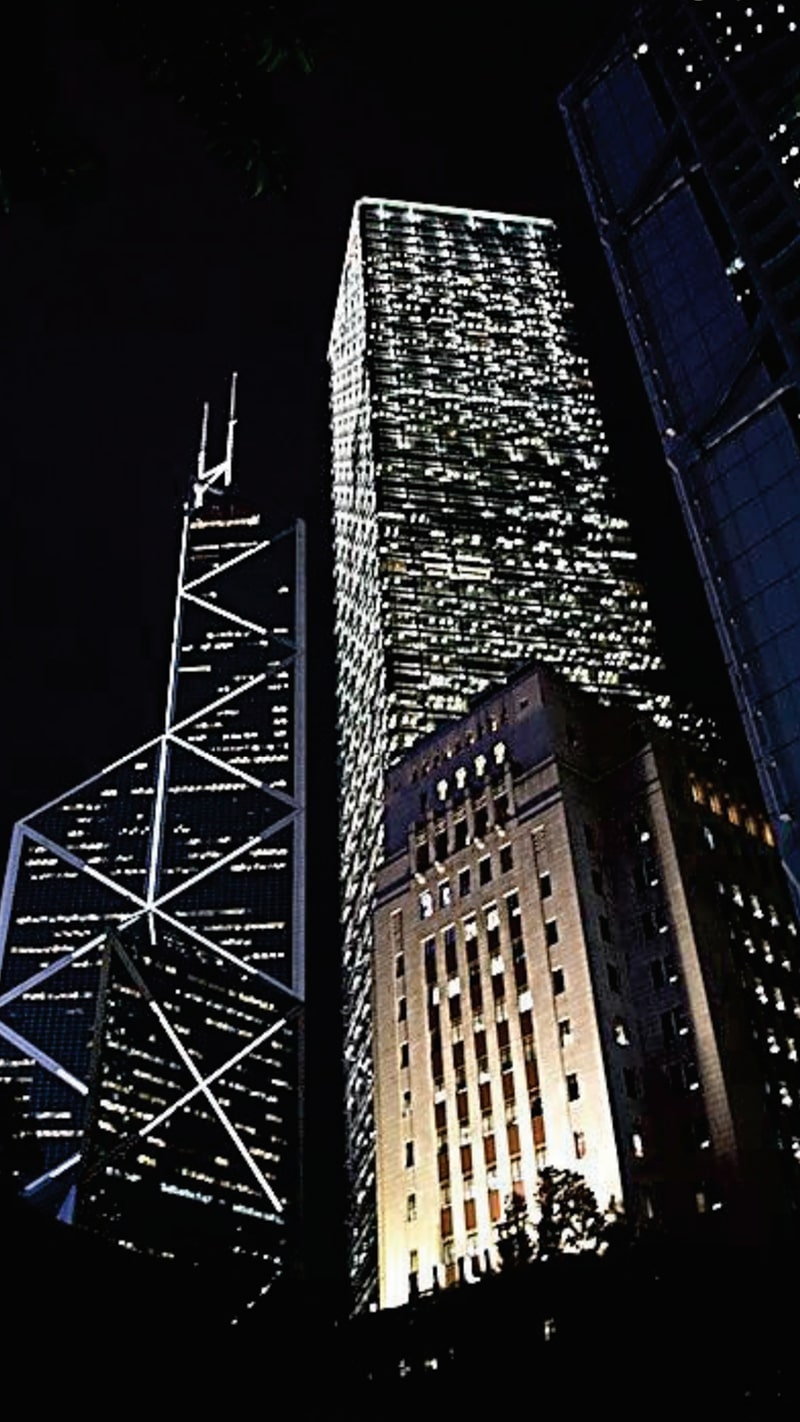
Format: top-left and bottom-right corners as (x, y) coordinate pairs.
(561, 0), (800, 911)
(329, 196), (673, 1306)
(0, 382), (306, 1294)
(373, 663), (800, 1309)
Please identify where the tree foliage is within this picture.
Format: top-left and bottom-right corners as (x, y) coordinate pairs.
(96, 0), (331, 198)
(0, 0), (337, 213)
(534, 1166), (606, 1258)
(496, 1191), (534, 1271)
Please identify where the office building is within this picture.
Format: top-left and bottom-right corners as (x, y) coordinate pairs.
(330, 196), (674, 1305)
(561, 0), (800, 910)
(373, 664), (800, 1309)
(0, 382), (306, 1291)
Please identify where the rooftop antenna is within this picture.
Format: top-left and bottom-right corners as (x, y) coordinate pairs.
(193, 371), (238, 509)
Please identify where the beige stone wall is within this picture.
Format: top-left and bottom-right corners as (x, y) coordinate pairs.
(374, 673), (623, 1308)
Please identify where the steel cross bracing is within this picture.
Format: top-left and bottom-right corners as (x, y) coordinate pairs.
(0, 379), (306, 1230)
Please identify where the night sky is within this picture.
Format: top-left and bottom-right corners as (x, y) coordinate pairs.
(0, 0), (744, 1289)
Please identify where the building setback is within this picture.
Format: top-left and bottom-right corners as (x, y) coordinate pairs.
(330, 196), (673, 1306)
(373, 665), (800, 1309)
(0, 385), (306, 1294)
(561, 0), (800, 911)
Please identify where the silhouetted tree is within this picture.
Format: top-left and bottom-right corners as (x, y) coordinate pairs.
(0, 0), (337, 213)
(496, 1191), (533, 1270)
(535, 1167), (605, 1258)
(95, 0), (331, 198)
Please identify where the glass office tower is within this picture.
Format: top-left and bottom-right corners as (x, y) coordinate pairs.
(0, 385), (306, 1294)
(561, 0), (800, 910)
(330, 197), (672, 1306)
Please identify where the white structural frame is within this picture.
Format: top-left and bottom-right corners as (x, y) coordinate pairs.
(0, 375), (306, 1223)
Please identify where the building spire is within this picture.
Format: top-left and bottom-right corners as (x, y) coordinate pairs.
(192, 371), (238, 509)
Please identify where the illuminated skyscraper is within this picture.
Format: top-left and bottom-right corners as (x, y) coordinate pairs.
(0, 382), (306, 1294)
(561, 0), (800, 911)
(329, 197), (672, 1306)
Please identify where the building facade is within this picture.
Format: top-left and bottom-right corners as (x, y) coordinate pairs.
(0, 383), (306, 1292)
(330, 196), (674, 1305)
(561, 0), (800, 910)
(373, 665), (800, 1308)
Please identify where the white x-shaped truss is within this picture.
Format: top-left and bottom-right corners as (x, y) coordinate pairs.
(0, 388), (306, 1228)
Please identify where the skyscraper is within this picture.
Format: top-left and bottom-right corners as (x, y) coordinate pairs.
(373, 663), (800, 1309)
(561, 0), (800, 910)
(0, 381), (306, 1294)
(329, 197), (672, 1306)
